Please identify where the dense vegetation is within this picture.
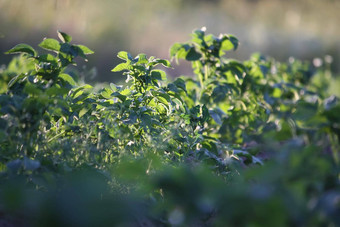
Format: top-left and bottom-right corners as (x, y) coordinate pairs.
(0, 29), (339, 226)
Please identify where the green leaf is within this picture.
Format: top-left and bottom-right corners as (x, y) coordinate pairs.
(227, 35), (239, 51)
(174, 133), (187, 143)
(46, 86), (68, 96)
(117, 51), (132, 61)
(111, 63), (130, 72)
(60, 43), (78, 57)
(7, 74), (25, 88)
(220, 39), (234, 52)
(201, 105), (210, 124)
(190, 105), (201, 117)
(58, 52), (73, 67)
(5, 44), (37, 56)
(58, 73), (76, 86)
(173, 78), (187, 93)
(192, 29), (206, 46)
(125, 112), (137, 124)
(186, 47), (201, 61)
(152, 90), (171, 102)
(168, 91), (183, 104)
(39, 38), (61, 52)
(212, 84), (229, 102)
(153, 59), (172, 68)
(24, 82), (42, 95)
(38, 54), (58, 63)
(71, 84), (93, 99)
(170, 43), (183, 58)
(112, 92), (126, 102)
(203, 34), (215, 46)
(136, 54), (148, 64)
(110, 83), (123, 92)
(175, 44), (192, 61)
(101, 88), (113, 99)
(79, 107), (89, 117)
(75, 45), (94, 55)
(71, 45), (93, 60)
(209, 109), (222, 125)
(151, 90), (171, 108)
(120, 88), (131, 96)
(141, 113), (152, 127)
(57, 31), (72, 43)
(167, 83), (178, 93)
(151, 70), (167, 81)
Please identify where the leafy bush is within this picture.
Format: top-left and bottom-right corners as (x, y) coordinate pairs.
(0, 29), (339, 226)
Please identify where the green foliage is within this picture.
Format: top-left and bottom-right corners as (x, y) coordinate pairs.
(0, 29), (339, 226)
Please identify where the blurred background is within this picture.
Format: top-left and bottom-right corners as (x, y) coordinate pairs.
(0, 0), (339, 82)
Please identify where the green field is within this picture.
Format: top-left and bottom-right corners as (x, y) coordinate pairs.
(0, 28), (339, 226)
(1, 1), (340, 226)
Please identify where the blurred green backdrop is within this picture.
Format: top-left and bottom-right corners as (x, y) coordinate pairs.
(0, 0), (339, 82)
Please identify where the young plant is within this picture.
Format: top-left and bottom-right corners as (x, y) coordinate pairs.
(0, 31), (93, 162)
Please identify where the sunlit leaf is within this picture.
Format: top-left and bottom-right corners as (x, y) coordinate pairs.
(58, 73), (76, 86)
(111, 63), (130, 72)
(75, 44), (94, 55)
(57, 31), (72, 43)
(39, 38), (61, 52)
(5, 43), (37, 56)
(151, 69), (167, 81)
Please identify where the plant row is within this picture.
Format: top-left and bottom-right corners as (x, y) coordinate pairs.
(0, 29), (339, 226)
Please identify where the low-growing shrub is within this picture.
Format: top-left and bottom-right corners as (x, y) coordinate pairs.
(0, 28), (339, 226)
